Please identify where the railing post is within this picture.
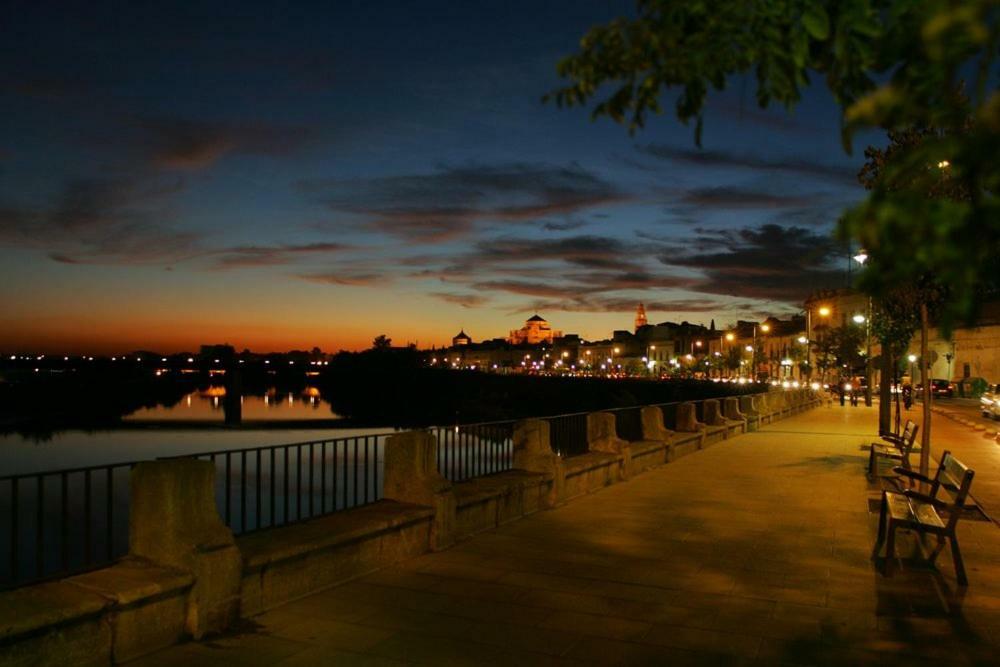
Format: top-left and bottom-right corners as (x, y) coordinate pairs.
(587, 412), (631, 479)
(383, 430), (456, 551)
(723, 397), (747, 433)
(128, 460), (242, 639)
(702, 399), (727, 427)
(738, 395), (760, 431)
(513, 419), (564, 508)
(640, 406), (673, 442)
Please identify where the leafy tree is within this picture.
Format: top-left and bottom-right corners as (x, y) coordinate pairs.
(371, 335), (392, 351)
(725, 347), (742, 374)
(548, 0), (1000, 328)
(858, 127), (951, 447)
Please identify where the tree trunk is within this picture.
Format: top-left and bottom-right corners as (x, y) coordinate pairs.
(879, 348), (892, 435)
(919, 303), (932, 481)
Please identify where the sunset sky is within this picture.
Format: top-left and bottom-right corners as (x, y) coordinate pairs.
(1, 1), (871, 354)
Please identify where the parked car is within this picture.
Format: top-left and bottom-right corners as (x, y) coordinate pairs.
(915, 379), (955, 398)
(982, 384), (1000, 420)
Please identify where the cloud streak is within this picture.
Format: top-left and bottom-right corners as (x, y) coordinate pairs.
(301, 163), (630, 242)
(638, 144), (856, 186)
(210, 242), (350, 268)
(662, 224), (844, 302)
(0, 176), (203, 265)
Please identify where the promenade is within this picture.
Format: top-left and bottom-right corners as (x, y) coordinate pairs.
(136, 404), (1000, 666)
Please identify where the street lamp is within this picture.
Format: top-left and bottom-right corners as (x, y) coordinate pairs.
(853, 250), (873, 405)
(908, 353), (918, 386)
(749, 323), (769, 380)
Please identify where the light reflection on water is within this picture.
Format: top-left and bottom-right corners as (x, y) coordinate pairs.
(124, 389), (340, 422)
(0, 389), (392, 476)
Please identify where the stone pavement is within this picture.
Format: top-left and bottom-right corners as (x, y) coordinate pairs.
(135, 405), (1000, 666)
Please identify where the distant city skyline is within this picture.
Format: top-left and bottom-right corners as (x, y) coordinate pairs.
(2, 2), (871, 354)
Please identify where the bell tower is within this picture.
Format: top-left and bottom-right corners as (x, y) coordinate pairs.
(634, 302), (647, 332)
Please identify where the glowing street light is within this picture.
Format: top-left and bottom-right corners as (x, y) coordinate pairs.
(853, 249), (873, 405)
(818, 306), (831, 317)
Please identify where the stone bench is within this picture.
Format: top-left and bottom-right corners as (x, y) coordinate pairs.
(238, 500), (434, 616)
(0, 559), (193, 665)
(453, 470), (550, 539)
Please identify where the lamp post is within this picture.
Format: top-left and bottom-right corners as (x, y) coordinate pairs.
(750, 322), (771, 380)
(853, 250), (873, 406)
(724, 332), (735, 379)
(811, 305), (831, 381)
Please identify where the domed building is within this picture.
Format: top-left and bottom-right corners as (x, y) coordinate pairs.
(507, 314), (562, 345)
(451, 330), (472, 346)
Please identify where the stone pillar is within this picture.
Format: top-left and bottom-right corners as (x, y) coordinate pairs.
(587, 412), (631, 478)
(676, 402), (705, 432)
(738, 395), (759, 418)
(738, 395), (760, 431)
(771, 390), (786, 417)
(513, 418), (564, 508)
(723, 397), (744, 421)
(702, 399), (727, 426)
(383, 430), (456, 550)
(129, 460), (242, 639)
(640, 406), (673, 442)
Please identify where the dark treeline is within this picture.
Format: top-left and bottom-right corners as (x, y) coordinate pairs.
(321, 348), (762, 427)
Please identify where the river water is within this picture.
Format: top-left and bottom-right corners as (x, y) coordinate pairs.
(1, 389), (393, 476)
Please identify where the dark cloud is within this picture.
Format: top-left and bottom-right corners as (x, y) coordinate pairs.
(542, 219), (587, 232)
(399, 234), (693, 314)
(0, 177), (202, 264)
(675, 186), (820, 210)
(295, 272), (388, 287)
(210, 242), (350, 269)
(301, 163), (629, 242)
(134, 117), (313, 170)
(638, 145), (856, 186)
(472, 235), (636, 269)
(472, 281), (579, 299)
(663, 224), (844, 302)
(474, 269), (691, 301)
(430, 292), (491, 308)
(517, 296), (751, 314)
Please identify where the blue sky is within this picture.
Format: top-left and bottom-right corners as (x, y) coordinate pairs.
(0, 1), (872, 353)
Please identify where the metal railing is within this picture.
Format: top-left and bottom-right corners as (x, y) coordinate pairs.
(434, 420), (516, 482)
(2, 390), (773, 590)
(2, 462), (136, 590)
(545, 412), (589, 458)
(608, 406), (644, 442)
(169, 433), (393, 536)
(658, 402), (680, 430)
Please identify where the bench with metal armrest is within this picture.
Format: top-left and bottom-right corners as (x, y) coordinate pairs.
(880, 419), (917, 447)
(871, 451), (975, 585)
(867, 420), (919, 477)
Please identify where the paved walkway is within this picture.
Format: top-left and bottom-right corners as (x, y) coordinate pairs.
(137, 405), (1000, 666)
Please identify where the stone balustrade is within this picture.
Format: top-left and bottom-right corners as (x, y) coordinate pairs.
(0, 390), (820, 665)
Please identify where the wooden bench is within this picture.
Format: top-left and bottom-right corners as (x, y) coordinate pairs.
(867, 420), (918, 477)
(871, 450), (975, 585)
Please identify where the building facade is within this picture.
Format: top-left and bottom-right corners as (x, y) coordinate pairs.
(508, 315), (562, 345)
